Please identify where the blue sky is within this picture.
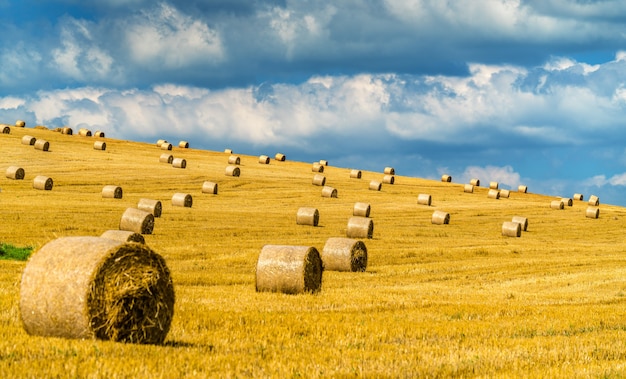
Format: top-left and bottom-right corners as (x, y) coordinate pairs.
(2, 1), (626, 205)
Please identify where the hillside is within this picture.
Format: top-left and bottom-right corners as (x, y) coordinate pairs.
(2, 124), (626, 377)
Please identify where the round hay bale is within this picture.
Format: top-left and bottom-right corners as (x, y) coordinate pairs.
(258, 155), (270, 164)
(321, 237), (367, 272)
(464, 184), (474, 193)
(369, 181), (382, 191)
(100, 230), (145, 244)
(350, 169), (362, 179)
(319, 159), (328, 166)
(61, 127), (73, 135)
(178, 141), (189, 148)
(33, 176), (53, 190)
(78, 128), (92, 137)
(2, 126), (9, 134)
(500, 189), (510, 198)
(19, 236), (174, 344)
(487, 189), (500, 199)
(417, 194), (432, 206)
(296, 207), (319, 226)
(275, 153), (286, 161)
(511, 216), (528, 231)
(518, 185), (528, 193)
(201, 181), (218, 195)
(588, 195), (600, 206)
(312, 174), (326, 186)
(383, 175), (395, 184)
(156, 139), (168, 147)
(346, 216), (373, 239)
(35, 125), (48, 130)
(160, 143), (173, 151)
(255, 245), (323, 294)
(502, 221), (521, 237)
(441, 174), (452, 182)
(6, 166), (25, 180)
(172, 158), (186, 169)
(431, 210), (450, 225)
(228, 155), (240, 165)
(94, 131), (105, 138)
(34, 139), (50, 151)
(15, 120), (25, 127)
(93, 141), (106, 151)
(224, 148), (233, 154)
(384, 167), (395, 175)
(573, 193), (584, 201)
(312, 162), (324, 173)
(550, 200), (564, 210)
(172, 193), (192, 208)
(470, 178), (480, 186)
(353, 202), (371, 217)
(137, 198), (162, 218)
(21, 135), (36, 145)
(586, 207), (600, 219)
(119, 208), (154, 234)
(225, 165), (240, 177)
(102, 185), (123, 199)
(159, 154), (174, 164)
(561, 197), (573, 207)
(321, 186), (337, 198)
(489, 181), (499, 190)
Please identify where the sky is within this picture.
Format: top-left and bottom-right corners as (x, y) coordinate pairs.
(1, 0), (626, 205)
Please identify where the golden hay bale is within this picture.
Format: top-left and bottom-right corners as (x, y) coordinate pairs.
(470, 178), (480, 186)
(2, 126), (9, 134)
(500, 189), (510, 198)
(100, 230), (145, 244)
(346, 216), (374, 239)
(137, 198), (162, 218)
(159, 154), (173, 164)
(33, 176), (53, 190)
(19, 236), (174, 344)
(312, 162), (324, 173)
(321, 186), (337, 198)
(383, 175), (395, 184)
(441, 174), (452, 182)
(588, 195), (600, 206)
(511, 216), (528, 231)
(550, 200), (564, 210)
(178, 141), (189, 148)
(156, 139), (168, 147)
(102, 185), (123, 199)
(15, 119), (25, 127)
(502, 221), (521, 237)
(464, 184), (474, 193)
(312, 174), (326, 186)
(225, 165), (240, 177)
(61, 127), (73, 135)
(384, 167), (395, 175)
(275, 153), (286, 161)
(34, 139), (50, 151)
(369, 181), (382, 191)
(160, 143), (173, 151)
(172, 193), (192, 208)
(417, 194), (432, 206)
(353, 202), (371, 217)
(228, 155), (241, 165)
(561, 197), (573, 207)
(94, 131), (105, 138)
(78, 128), (92, 137)
(431, 210), (450, 225)
(586, 207), (600, 219)
(518, 185), (528, 193)
(34, 125), (48, 130)
(119, 208), (154, 234)
(487, 189), (500, 199)
(21, 135), (36, 145)
(255, 245), (323, 294)
(172, 158), (186, 169)
(319, 159), (328, 166)
(202, 181), (218, 195)
(224, 148), (233, 154)
(489, 181), (499, 189)
(258, 155), (270, 164)
(321, 237), (367, 272)
(573, 193), (584, 201)
(93, 141), (107, 151)
(350, 169), (362, 179)
(6, 166), (25, 180)
(296, 207), (319, 226)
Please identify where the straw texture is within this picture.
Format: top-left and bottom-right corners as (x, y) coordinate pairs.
(228, 155), (241, 165)
(321, 237), (367, 272)
(21, 135), (35, 145)
(93, 141), (107, 151)
(346, 216), (374, 239)
(550, 200), (564, 210)
(100, 230), (145, 244)
(296, 207), (319, 226)
(511, 216), (528, 231)
(172, 158), (186, 169)
(225, 165), (240, 177)
(119, 208), (154, 234)
(488, 189), (500, 199)
(383, 175), (395, 185)
(588, 195), (600, 206)
(255, 245), (323, 294)
(369, 181), (382, 191)
(202, 181), (218, 195)
(353, 202), (371, 217)
(502, 222), (522, 237)
(102, 185), (123, 199)
(312, 174), (326, 186)
(431, 210), (450, 225)
(464, 184), (474, 193)
(586, 207), (600, 219)
(312, 162), (324, 173)
(172, 193), (193, 208)
(417, 194), (432, 206)
(500, 189), (510, 198)
(34, 139), (50, 151)
(321, 186), (338, 198)
(350, 170), (362, 179)
(159, 154), (173, 164)
(137, 199), (162, 218)
(6, 166), (25, 180)
(33, 176), (53, 190)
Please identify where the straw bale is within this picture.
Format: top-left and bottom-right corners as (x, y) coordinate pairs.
(156, 139), (168, 147)
(258, 155), (270, 164)
(350, 170), (362, 179)
(19, 236), (174, 344)
(172, 158), (186, 169)
(431, 210), (450, 225)
(561, 197), (573, 207)
(470, 178), (480, 186)
(383, 175), (395, 184)
(312, 162), (324, 173)
(228, 155), (240, 165)
(34, 125), (48, 130)
(511, 216), (528, 231)
(346, 216), (374, 239)
(550, 200), (564, 210)
(255, 245), (323, 294)
(159, 154), (173, 164)
(137, 198), (162, 218)
(502, 221), (521, 237)
(417, 194), (432, 206)
(160, 143), (173, 151)
(464, 184), (474, 193)
(33, 176), (53, 190)
(321, 237), (367, 272)
(15, 120), (25, 127)
(588, 195), (600, 206)
(296, 207), (319, 226)
(225, 165), (240, 177)
(384, 167), (395, 175)
(6, 166), (25, 180)
(369, 181), (382, 191)
(2, 126), (9, 134)
(224, 148), (233, 154)
(34, 139), (50, 151)
(100, 230), (145, 244)
(102, 185), (123, 199)
(94, 131), (105, 138)
(275, 153), (286, 161)
(441, 174), (452, 182)
(573, 193), (584, 201)
(321, 186), (337, 198)
(500, 189), (510, 198)
(93, 141), (106, 151)
(312, 174), (326, 186)
(518, 185), (528, 193)
(119, 208), (154, 234)
(489, 181), (499, 189)
(172, 193), (193, 208)
(61, 127), (73, 135)
(201, 181), (218, 195)
(78, 128), (92, 137)
(178, 141), (189, 148)
(487, 189), (500, 199)
(319, 159), (328, 166)
(586, 207), (600, 219)
(353, 202), (371, 217)
(21, 135), (36, 145)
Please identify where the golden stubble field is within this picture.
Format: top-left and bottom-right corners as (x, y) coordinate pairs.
(2, 125), (626, 378)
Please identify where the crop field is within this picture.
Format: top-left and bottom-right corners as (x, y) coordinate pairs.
(2, 125), (626, 377)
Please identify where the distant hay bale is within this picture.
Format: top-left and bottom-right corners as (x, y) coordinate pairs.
(383, 175), (395, 184)
(464, 184), (474, 193)
(34, 125), (48, 130)
(78, 128), (92, 137)
(384, 167), (395, 175)
(518, 185), (528, 193)
(102, 185), (123, 199)
(561, 197), (573, 206)
(19, 236), (174, 344)
(502, 221), (522, 237)
(172, 193), (192, 208)
(489, 181), (499, 190)
(159, 154), (174, 164)
(511, 216), (528, 231)
(6, 166), (25, 180)
(312, 174), (326, 186)
(275, 153), (286, 161)
(431, 210), (450, 225)
(417, 194), (432, 206)
(224, 148), (233, 154)
(369, 181), (382, 191)
(312, 162), (324, 173)
(500, 189), (510, 198)
(225, 165), (240, 177)
(15, 120), (25, 127)
(319, 159), (328, 166)
(347, 216), (374, 239)
(178, 141), (189, 148)
(201, 181), (218, 195)
(258, 155), (270, 164)
(487, 189), (500, 199)
(2, 126), (9, 134)
(100, 230), (145, 244)
(586, 207), (600, 219)
(119, 208), (154, 234)
(93, 141), (106, 151)
(550, 200), (564, 210)
(94, 131), (105, 138)
(137, 198), (162, 218)
(160, 143), (173, 151)
(156, 139), (168, 147)
(321, 186), (337, 198)
(34, 139), (50, 151)
(573, 193), (584, 201)
(61, 127), (73, 135)
(588, 195), (600, 206)
(21, 135), (36, 145)
(470, 178), (480, 186)
(33, 176), (53, 191)
(353, 202), (371, 217)
(321, 237), (367, 272)
(296, 207), (319, 226)
(172, 158), (186, 169)
(441, 174), (452, 182)
(350, 170), (362, 179)
(228, 155), (241, 165)
(255, 245), (323, 294)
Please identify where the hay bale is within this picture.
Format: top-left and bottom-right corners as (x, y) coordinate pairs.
(350, 170), (362, 179)
(489, 181), (499, 190)
(319, 159), (328, 166)
(137, 198), (162, 218)
(15, 120), (25, 127)
(502, 221), (521, 237)
(321, 186), (338, 198)
(21, 135), (36, 145)
(312, 162), (324, 173)
(487, 189), (500, 199)
(156, 139), (168, 147)
(225, 165), (240, 177)
(369, 181), (382, 191)
(417, 194), (432, 206)
(464, 184), (474, 193)
(201, 181), (218, 195)
(94, 131), (105, 138)
(119, 208), (154, 234)
(258, 155), (270, 164)
(573, 193), (584, 201)
(500, 189), (510, 198)
(19, 236), (174, 344)
(255, 245), (323, 294)
(511, 216), (528, 231)
(93, 141), (106, 151)
(102, 185), (123, 199)
(178, 141), (189, 148)
(312, 174), (326, 186)
(518, 185), (528, 193)
(172, 158), (186, 169)
(160, 143), (173, 151)
(34, 125), (48, 130)
(384, 167), (395, 175)
(2, 126), (9, 134)
(159, 154), (174, 164)
(228, 155), (241, 165)
(441, 174), (452, 182)
(561, 197), (573, 207)
(172, 193), (192, 208)
(346, 216), (373, 239)
(78, 128), (92, 137)
(275, 153), (286, 161)
(33, 176), (53, 190)
(353, 202), (371, 217)
(588, 195), (600, 206)
(321, 237), (367, 272)
(296, 207), (319, 226)
(224, 148), (233, 154)
(431, 210), (450, 225)
(586, 207), (600, 219)
(61, 127), (73, 135)
(6, 166), (25, 180)
(470, 178), (480, 186)
(34, 139), (50, 151)
(100, 230), (145, 244)
(383, 175), (395, 184)
(550, 200), (564, 210)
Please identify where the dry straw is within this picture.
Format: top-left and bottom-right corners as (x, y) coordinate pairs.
(321, 186), (338, 198)
(312, 162), (324, 173)
(573, 193), (584, 201)
(511, 216), (528, 231)
(588, 195), (600, 206)
(228, 155), (241, 165)
(137, 199), (162, 218)
(350, 170), (362, 179)
(489, 181), (499, 190)
(20, 236), (174, 344)
(6, 166), (25, 180)
(275, 153), (286, 161)
(202, 181), (218, 195)
(500, 189), (510, 198)
(383, 175), (395, 184)
(502, 221), (522, 237)
(470, 178), (480, 186)
(561, 197), (573, 206)
(34, 139), (50, 151)
(178, 141), (189, 148)
(431, 210), (450, 225)
(156, 139), (168, 147)
(321, 237), (367, 272)
(384, 167), (395, 175)
(224, 148), (233, 154)
(160, 143), (173, 151)
(2, 126), (9, 134)
(15, 120), (25, 127)
(100, 230), (145, 244)
(61, 127), (73, 135)
(550, 200), (564, 210)
(255, 245), (323, 294)
(159, 154), (173, 164)
(172, 158), (186, 169)
(487, 189), (500, 199)
(93, 141), (106, 151)
(34, 125), (48, 130)
(258, 155), (270, 164)
(417, 194), (432, 206)
(225, 165), (240, 177)
(33, 176), (53, 190)
(21, 135), (36, 145)
(353, 202), (371, 217)
(312, 174), (326, 186)
(172, 193), (193, 208)
(296, 207), (319, 226)
(94, 131), (105, 138)
(346, 216), (374, 239)
(102, 185), (123, 199)
(518, 185), (528, 193)
(319, 159), (328, 166)
(78, 128), (92, 137)
(119, 208), (154, 234)
(441, 174), (452, 182)
(586, 207), (600, 219)
(369, 181), (382, 191)
(464, 184), (474, 193)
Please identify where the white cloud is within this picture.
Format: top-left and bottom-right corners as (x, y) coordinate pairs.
(585, 173), (626, 187)
(0, 97), (25, 109)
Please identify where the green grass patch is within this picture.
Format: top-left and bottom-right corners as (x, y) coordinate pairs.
(0, 243), (33, 261)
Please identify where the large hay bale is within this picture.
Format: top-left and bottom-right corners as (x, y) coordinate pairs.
(6, 166), (25, 180)
(137, 199), (162, 218)
(61, 127), (73, 135)
(202, 181), (218, 195)
(489, 181), (499, 190)
(93, 141), (107, 151)
(225, 165), (240, 177)
(224, 148), (233, 154)
(470, 178), (480, 186)
(119, 208), (154, 234)
(586, 207), (600, 219)
(312, 174), (326, 186)
(159, 154), (173, 164)
(353, 202), (371, 217)
(431, 210), (450, 225)
(511, 216), (528, 231)
(518, 185), (528, 193)
(502, 221), (521, 237)
(78, 128), (92, 137)
(561, 197), (573, 207)
(33, 176), (53, 190)
(321, 186), (338, 198)
(34, 139), (50, 151)
(15, 120), (25, 127)
(346, 216), (373, 239)
(321, 237), (367, 272)
(172, 193), (192, 208)
(500, 189), (510, 198)
(350, 169), (362, 179)
(100, 230), (145, 244)
(464, 184), (474, 193)
(550, 200), (564, 210)
(228, 155), (241, 165)
(156, 139), (168, 147)
(573, 193), (584, 201)
(178, 141), (189, 148)
(384, 167), (395, 175)
(417, 194), (432, 206)
(102, 185), (123, 199)
(94, 131), (105, 138)
(296, 207), (319, 226)
(20, 236), (174, 344)
(2, 126), (9, 134)
(21, 135), (36, 145)
(369, 181), (382, 191)
(258, 155), (270, 164)
(275, 153), (286, 161)
(441, 174), (452, 182)
(312, 162), (324, 173)
(383, 175), (395, 184)
(487, 189), (500, 199)
(255, 245), (323, 294)
(160, 143), (173, 151)
(172, 158), (186, 169)
(319, 159), (329, 166)
(588, 195), (600, 206)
